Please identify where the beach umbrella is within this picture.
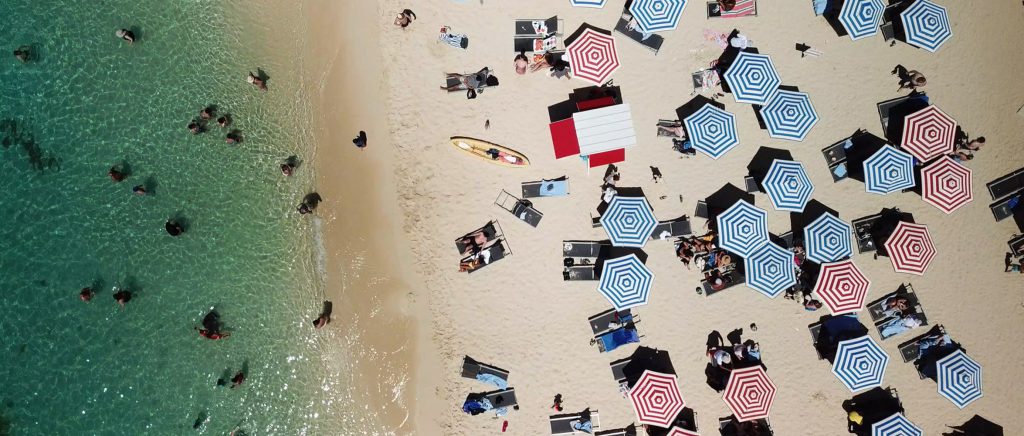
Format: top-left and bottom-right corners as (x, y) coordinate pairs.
(598, 254), (654, 310)
(813, 259), (871, 315)
(717, 200), (769, 258)
(723, 51), (781, 105)
(666, 427), (700, 436)
(921, 156), (973, 214)
(760, 90), (819, 142)
(871, 413), (923, 436)
(566, 26), (620, 85)
(744, 242), (796, 298)
(839, 0), (886, 40)
(832, 336), (889, 392)
(571, 0), (608, 7)
(804, 213), (853, 264)
(900, 105), (957, 162)
(936, 349), (983, 409)
(629, 370), (686, 428)
(883, 221), (935, 275)
(762, 159), (814, 212)
(900, 0), (952, 53)
(629, 0), (687, 33)
(863, 145), (916, 195)
(601, 196), (657, 247)
(683, 103), (739, 160)
(722, 366), (776, 422)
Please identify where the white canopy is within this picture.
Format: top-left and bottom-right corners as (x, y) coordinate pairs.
(573, 103), (636, 156)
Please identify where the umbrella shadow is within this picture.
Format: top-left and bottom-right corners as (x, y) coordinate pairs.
(746, 146), (795, 184)
(705, 183), (755, 227)
(676, 94), (724, 121)
(790, 199), (840, 238)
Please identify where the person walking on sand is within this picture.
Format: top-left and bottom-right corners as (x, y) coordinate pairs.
(247, 72), (267, 91)
(394, 9), (416, 28)
(892, 65), (926, 91)
(116, 29), (136, 44)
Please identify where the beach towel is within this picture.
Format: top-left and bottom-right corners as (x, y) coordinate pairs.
(600, 327), (639, 352)
(463, 398), (493, 415)
(540, 179), (569, 196)
(439, 26), (469, 49)
(476, 373), (508, 389)
(813, 0), (828, 15)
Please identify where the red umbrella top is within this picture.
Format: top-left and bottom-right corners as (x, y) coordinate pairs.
(900, 105), (957, 162)
(567, 27), (620, 85)
(722, 366), (777, 422)
(629, 370), (686, 428)
(812, 260), (871, 315)
(883, 221), (936, 275)
(666, 427), (701, 436)
(922, 156), (973, 214)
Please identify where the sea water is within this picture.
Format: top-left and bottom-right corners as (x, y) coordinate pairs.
(0, 1), (367, 434)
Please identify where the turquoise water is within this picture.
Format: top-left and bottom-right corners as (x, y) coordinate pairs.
(0, 2), (361, 434)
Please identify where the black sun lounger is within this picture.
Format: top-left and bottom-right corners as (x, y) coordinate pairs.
(462, 356), (510, 381)
(898, 325), (946, 363)
(613, 15), (665, 54)
(987, 168), (1024, 200)
(808, 321), (825, 360)
(989, 188), (1023, 221)
(523, 177), (570, 198)
(455, 220), (502, 255)
(595, 425), (638, 436)
(610, 357), (631, 386)
(462, 240), (510, 274)
(1010, 234), (1024, 257)
(852, 213), (883, 253)
(564, 265), (598, 281)
(650, 218), (693, 240)
(877, 94), (915, 132)
(867, 284), (927, 340)
(515, 16), (561, 37)
(483, 388), (518, 409)
(564, 240), (606, 258)
(822, 136), (853, 182)
(589, 308), (634, 335)
(514, 16), (564, 53)
(444, 70), (497, 93)
(495, 189), (543, 227)
(551, 410), (601, 435)
(720, 416), (773, 436)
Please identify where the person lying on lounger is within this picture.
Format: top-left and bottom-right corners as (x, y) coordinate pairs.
(657, 122), (686, 139)
(458, 249), (492, 272)
(459, 231), (491, 255)
(441, 68), (498, 95)
(570, 417), (594, 434)
(881, 296), (911, 318)
(880, 314), (922, 339)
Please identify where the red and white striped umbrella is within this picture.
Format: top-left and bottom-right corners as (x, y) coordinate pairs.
(666, 427), (700, 436)
(629, 370), (686, 428)
(883, 221), (936, 275)
(922, 156), (973, 214)
(812, 260), (871, 315)
(567, 27), (620, 85)
(900, 105), (957, 162)
(722, 366), (776, 422)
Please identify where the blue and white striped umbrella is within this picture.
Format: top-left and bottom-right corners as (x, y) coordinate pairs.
(839, 0), (886, 40)
(629, 0), (687, 33)
(598, 254), (653, 310)
(871, 413), (923, 436)
(901, 0), (952, 53)
(804, 213), (853, 264)
(832, 336), (889, 392)
(863, 145), (916, 195)
(717, 201), (769, 258)
(744, 242), (796, 298)
(760, 90), (819, 142)
(571, 0), (608, 7)
(936, 349), (983, 409)
(601, 196), (658, 248)
(683, 103), (739, 160)
(723, 52), (781, 105)
(762, 159), (814, 212)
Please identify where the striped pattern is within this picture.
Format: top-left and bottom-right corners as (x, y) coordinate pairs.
(629, 370), (686, 428)
(936, 350), (983, 409)
(683, 103), (739, 159)
(723, 51), (781, 105)
(716, 200), (769, 258)
(598, 254), (654, 310)
(666, 427), (701, 436)
(804, 213), (853, 264)
(900, 0), (952, 52)
(921, 156), (973, 214)
(601, 196), (657, 248)
(722, 366), (776, 422)
(760, 90), (818, 142)
(900, 105), (957, 162)
(839, 0), (886, 40)
(567, 27), (620, 85)
(744, 242), (796, 298)
(762, 159), (814, 212)
(629, 0), (688, 32)
(717, 0), (757, 17)
(872, 413), (923, 436)
(570, 0), (608, 7)
(832, 336), (889, 392)
(573, 103), (637, 156)
(863, 145), (916, 195)
(813, 260), (871, 315)
(883, 222), (935, 275)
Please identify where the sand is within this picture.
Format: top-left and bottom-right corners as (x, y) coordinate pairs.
(312, 0), (1024, 434)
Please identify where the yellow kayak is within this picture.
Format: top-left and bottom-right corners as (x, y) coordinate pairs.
(450, 136), (530, 167)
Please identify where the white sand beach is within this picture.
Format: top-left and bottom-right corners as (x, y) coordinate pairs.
(313, 0), (1024, 434)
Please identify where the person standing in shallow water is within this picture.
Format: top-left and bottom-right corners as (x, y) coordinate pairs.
(79, 287), (94, 302)
(113, 287), (132, 309)
(14, 45), (31, 63)
(165, 219), (184, 236)
(115, 29), (135, 44)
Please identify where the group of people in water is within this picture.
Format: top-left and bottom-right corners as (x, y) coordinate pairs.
(79, 286), (133, 308)
(186, 105), (243, 145)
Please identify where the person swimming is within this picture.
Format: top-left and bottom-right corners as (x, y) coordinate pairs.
(115, 29), (136, 44)
(230, 371), (245, 389)
(217, 115), (231, 128)
(132, 185), (147, 195)
(225, 130), (242, 144)
(165, 220), (184, 236)
(199, 107), (214, 120)
(14, 45), (30, 63)
(109, 166), (127, 182)
(246, 72), (267, 91)
(312, 301), (333, 329)
(188, 120), (202, 135)
(113, 288), (132, 308)
(197, 328), (230, 340)
(79, 287), (94, 302)
(280, 163), (294, 176)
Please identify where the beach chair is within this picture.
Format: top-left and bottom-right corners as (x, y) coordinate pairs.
(564, 240), (606, 258)
(989, 188), (1022, 221)
(443, 69), (497, 94)
(482, 388), (518, 409)
(777, 231), (795, 249)
(613, 8), (665, 54)
(852, 213), (883, 253)
(808, 321), (824, 360)
(455, 220), (503, 255)
(744, 175), (760, 193)
(650, 217), (693, 240)
(514, 16), (564, 53)
(522, 177), (570, 198)
(877, 93), (922, 132)
(708, 0), (759, 18)
(1009, 234), (1024, 257)
(551, 411), (601, 435)
(495, 189), (543, 227)
(609, 357), (631, 387)
(691, 69), (722, 96)
(822, 136), (853, 182)
(462, 240), (510, 274)
(701, 258), (744, 297)
(987, 168), (1024, 200)
(563, 240), (605, 281)
(719, 416), (773, 436)
(867, 284), (928, 340)
(695, 200), (709, 219)
(897, 325), (946, 363)
(462, 356), (510, 382)
(564, 265), (598, 281)
(595, 425), (638, 436)
(589, 308), (634, 335)
(595, 322), (641, 353)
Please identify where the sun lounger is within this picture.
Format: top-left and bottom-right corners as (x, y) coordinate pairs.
(455, 221), (502, 255)
(514, 17), (564, 53)
(1009, 234), (1024, 257)
(897, 325), (946, 363)
(987, 168), (1024, 200)
(445, 75), (498, 93)
(744, 175), (760, 193)
(852, 213), (883, 253)
(462, 356), (510, 381)
(515, 16), (562, 37)
(867, 284), (927, 340)
(695, 200), (709, 219)
(613, 16), (665, 54)
(483, 387), (518, 409)
(989, 188), (1022, 221)
(462, 240), (510, 274)
(877, 93), (926, 132)
(808, 321), (824, 360)
(523, 177), (570, 198)
(708, 0), (759, 18)
(650, 217), (693, 240)
(701, 258), (744, 297)
(595, 425), (637, 436)
(720, 416), (773, 436)
(564, 265), (598, 281)
(551, 411), (601, 435)
(610, 357), (631, 386)
(495, 189), (543, 227)
(564, 240), (606, 258)
(589, 308), (634, 335)
(822, 136), (853, 182)
(596, 322), (641, 353)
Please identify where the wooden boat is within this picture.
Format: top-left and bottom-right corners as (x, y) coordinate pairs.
(450, 136), (530, 167)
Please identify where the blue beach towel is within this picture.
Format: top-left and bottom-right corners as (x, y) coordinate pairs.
(600, 327), (640, 352)
(475, 373), (508, 389)
(540, 179), (569, 197)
